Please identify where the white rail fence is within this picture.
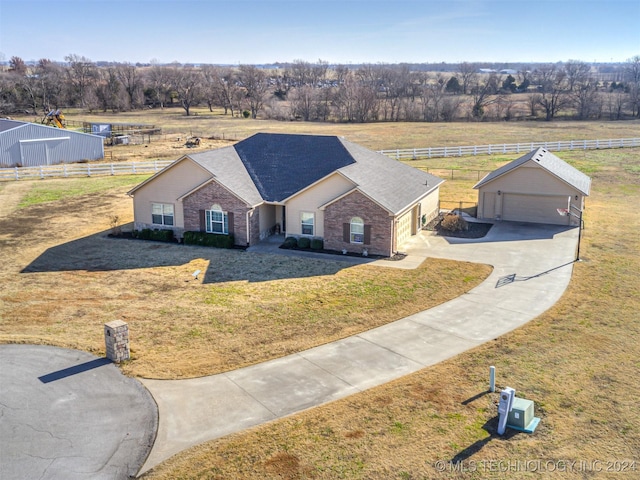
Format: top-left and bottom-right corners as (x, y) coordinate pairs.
(0, 160), (174, 181)
(378, 137), (640, 160)
(1, 137), (638, 181)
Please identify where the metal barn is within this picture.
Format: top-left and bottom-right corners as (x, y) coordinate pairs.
(0, 119), (104, 168)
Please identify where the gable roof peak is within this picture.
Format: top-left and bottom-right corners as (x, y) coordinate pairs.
(474, 147), (591, 195)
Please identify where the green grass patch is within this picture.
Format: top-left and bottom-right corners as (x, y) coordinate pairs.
(17, 174), (150, 208)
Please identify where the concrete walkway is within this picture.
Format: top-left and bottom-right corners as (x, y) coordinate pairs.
(139, 221), (579, 475)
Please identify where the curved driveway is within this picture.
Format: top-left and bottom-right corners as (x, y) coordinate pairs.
(139, 221), (579, 474)
(0, 345), (157, 480)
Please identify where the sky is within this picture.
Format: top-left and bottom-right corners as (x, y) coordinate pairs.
(0, 0), (638, 65)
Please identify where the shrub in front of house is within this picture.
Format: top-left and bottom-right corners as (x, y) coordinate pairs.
(440, 213), (468, 232)
(281, 236), (298, 249)
(183, 231), (235, 248)
(297, 237), (311, 249)
(132, 228), (175, 242)
(310, 238), (323, 250)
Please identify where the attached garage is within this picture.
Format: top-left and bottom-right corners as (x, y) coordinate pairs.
(474, 148), (591, 226)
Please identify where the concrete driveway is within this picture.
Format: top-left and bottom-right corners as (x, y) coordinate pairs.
(0, 345), (157, 480)
(138, 221), (579, 474)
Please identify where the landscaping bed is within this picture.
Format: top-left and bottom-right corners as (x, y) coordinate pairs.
(424, 213), (493, 239)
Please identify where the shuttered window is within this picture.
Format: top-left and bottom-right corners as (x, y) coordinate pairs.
(350, 217), (364, 244)
(205, 204), (228, 234)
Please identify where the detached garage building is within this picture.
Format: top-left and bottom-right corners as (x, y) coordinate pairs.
(0, 119), (104, 168)
(474, 148), (591, 226)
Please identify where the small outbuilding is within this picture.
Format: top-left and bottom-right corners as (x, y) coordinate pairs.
(474, 148), (591, 226)
(0, 119), (104, 168)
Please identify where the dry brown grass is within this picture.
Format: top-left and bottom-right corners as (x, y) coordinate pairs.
(142, 147), (640, 479)
(0, 178), (489, 379)
(13, 109), (640, 152)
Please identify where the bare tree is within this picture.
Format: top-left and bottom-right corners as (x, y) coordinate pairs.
(469, 72), (500, 119)
(564, 60), (591, 92)
(238, 65), (269, 118)
(418, 74), (445, 122)
(335, 72), (378, 122)
(172, 66), (202, 116)
(457, 62), (478, 95)
(311, 59), (329, 86)
(0, 71), (21, 114)
(606, 90), (626, 120)
(35, 59), (65, 111)
(289, 85), (316, 121)
(95, 67), (124, 112)
(146, 62), (173, 108)
(288, 59), (313, 87)
(532, 64), (570, 120)
(625, 55), (640, 118)
(115, 62), (142, 109)
(378, 64), (411, 121)
(64, 54), (97, 108)
(9, 56), (27, 75)
(334, 65), (349, 85)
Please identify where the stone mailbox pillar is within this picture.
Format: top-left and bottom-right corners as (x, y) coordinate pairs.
(104, 320), (130, 362)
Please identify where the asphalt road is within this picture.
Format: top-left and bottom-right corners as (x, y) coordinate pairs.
(0, 345), (157, 480)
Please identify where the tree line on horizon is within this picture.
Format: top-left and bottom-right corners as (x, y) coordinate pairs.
(1, 54), (639, 123)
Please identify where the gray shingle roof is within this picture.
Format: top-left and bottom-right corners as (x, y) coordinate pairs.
(474, 147), (591, 195)
(233, 133), (356, 202)
(186, 133), (443, 213)
(187, 146), (264, 206)
(337, 138), (443, 213)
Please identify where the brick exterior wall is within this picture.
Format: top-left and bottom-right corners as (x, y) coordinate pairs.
(183, 181), (253, 247)
(324, 190), (393, 257)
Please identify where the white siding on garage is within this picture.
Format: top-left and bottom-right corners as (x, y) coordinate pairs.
(502, 193), (570, 225)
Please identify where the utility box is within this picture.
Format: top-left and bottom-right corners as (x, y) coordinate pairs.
(104, 320), (130, 362)
(506, 397), (539, 432)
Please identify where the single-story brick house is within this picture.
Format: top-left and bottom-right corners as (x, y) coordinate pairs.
(474, 147), (591, 226)
(128, 133), (444, 257)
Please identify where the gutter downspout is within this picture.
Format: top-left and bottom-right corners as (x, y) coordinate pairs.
(246, 209), (251, 246)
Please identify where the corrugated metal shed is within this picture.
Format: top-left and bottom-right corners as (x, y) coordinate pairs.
(0, 119), (104, 167)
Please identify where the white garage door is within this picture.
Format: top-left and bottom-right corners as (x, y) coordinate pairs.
(397, 211), (412, 247)
(502, 193), (569, 225)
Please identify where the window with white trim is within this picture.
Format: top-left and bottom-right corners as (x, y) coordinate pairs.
(301, 212), (314, 235)
(206, 204), (228, 234)
(152, 203), (174, 226)
(350, 216), (364, 244)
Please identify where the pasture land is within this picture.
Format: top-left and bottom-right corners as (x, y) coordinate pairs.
(13, 109), (640, 156)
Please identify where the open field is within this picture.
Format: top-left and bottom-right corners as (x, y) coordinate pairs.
(140, 146), (640, 479)
(12, 109), (640, 156)
(1, 117), (639, 478)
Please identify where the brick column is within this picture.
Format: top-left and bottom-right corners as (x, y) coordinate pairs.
(104, 320), (130, 363)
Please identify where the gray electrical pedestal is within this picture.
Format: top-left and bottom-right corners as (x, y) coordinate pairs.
(507, 397), (540, 433)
